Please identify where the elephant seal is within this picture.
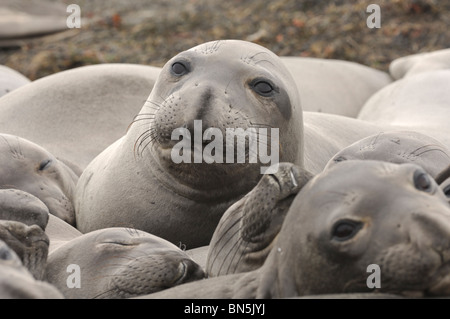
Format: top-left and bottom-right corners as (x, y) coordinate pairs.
(357, 69), (450, 149)
(206, 162), (312, 276)
(75, 39), (304, 247)
(75, 40), (384, 248)
(0, 134), (79, 225)
(389, 48), (450, 80)
(0, 239), (63, 298)
(143, 161), (450, 298)
(0, 64), (161, 169)
(0, 0), (67, 40)
(0, 65), (30, 97)
(325, 131), (450, 179)
(0, 220), (49, 280)
(280, 56), (392, 117)
(0, 189), (49, 230)
(45, 227), (205, 299)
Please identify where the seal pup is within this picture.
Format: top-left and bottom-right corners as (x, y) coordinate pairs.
(280, 56), (392, 117)
(75, 40), (384, 247)
(325, 131), (450, 179)
(206, 162), (312, 276)
(45, 227), (205, 299)
(0, 239), (63, 299)
(0, 64), (161, 169)
(143, 161), (450, 298)
(0, 134), (78, 225)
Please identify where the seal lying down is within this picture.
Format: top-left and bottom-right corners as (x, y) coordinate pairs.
(141, 160), (450, 298)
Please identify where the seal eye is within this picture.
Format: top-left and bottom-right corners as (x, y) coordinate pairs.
(252, 80), (275, 97)
(100, 241), (135, 247)
(171, 62), (188, 76)
(38, 159), (52, 171)
(442, 184), (450, 198)
(333, 156), (347, 163)
(414, 170), (433, 193)
(0, 247), (13, 261)
(332, 220), (362, 241)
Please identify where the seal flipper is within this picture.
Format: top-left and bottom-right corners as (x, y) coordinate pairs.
(241, 163), (312, 244)
(206, 163), (312, 277)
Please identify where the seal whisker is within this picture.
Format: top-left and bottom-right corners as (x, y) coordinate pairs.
(143, 100), (164, 112)
(127, 117), (155, 132)
(249, 122), (275, 129)
(134, 129), (157, 157)
(139, 134), (158, 156)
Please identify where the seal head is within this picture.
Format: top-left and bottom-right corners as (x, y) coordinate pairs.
(0, 134), (78, 225)
(46, 228), (205, 299)
(262, 160), (450, 297)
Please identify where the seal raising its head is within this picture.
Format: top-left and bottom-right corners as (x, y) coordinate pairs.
(75, 40), (303, 247)
(144, 161), (450, 298)
(262, 160), (450, 297)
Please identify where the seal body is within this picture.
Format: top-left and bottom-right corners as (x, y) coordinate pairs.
(45, 227), (205, 299)
(389, 48), (450, 80)
(281, 56), (392, 117)
(357, 70), (450, 150)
